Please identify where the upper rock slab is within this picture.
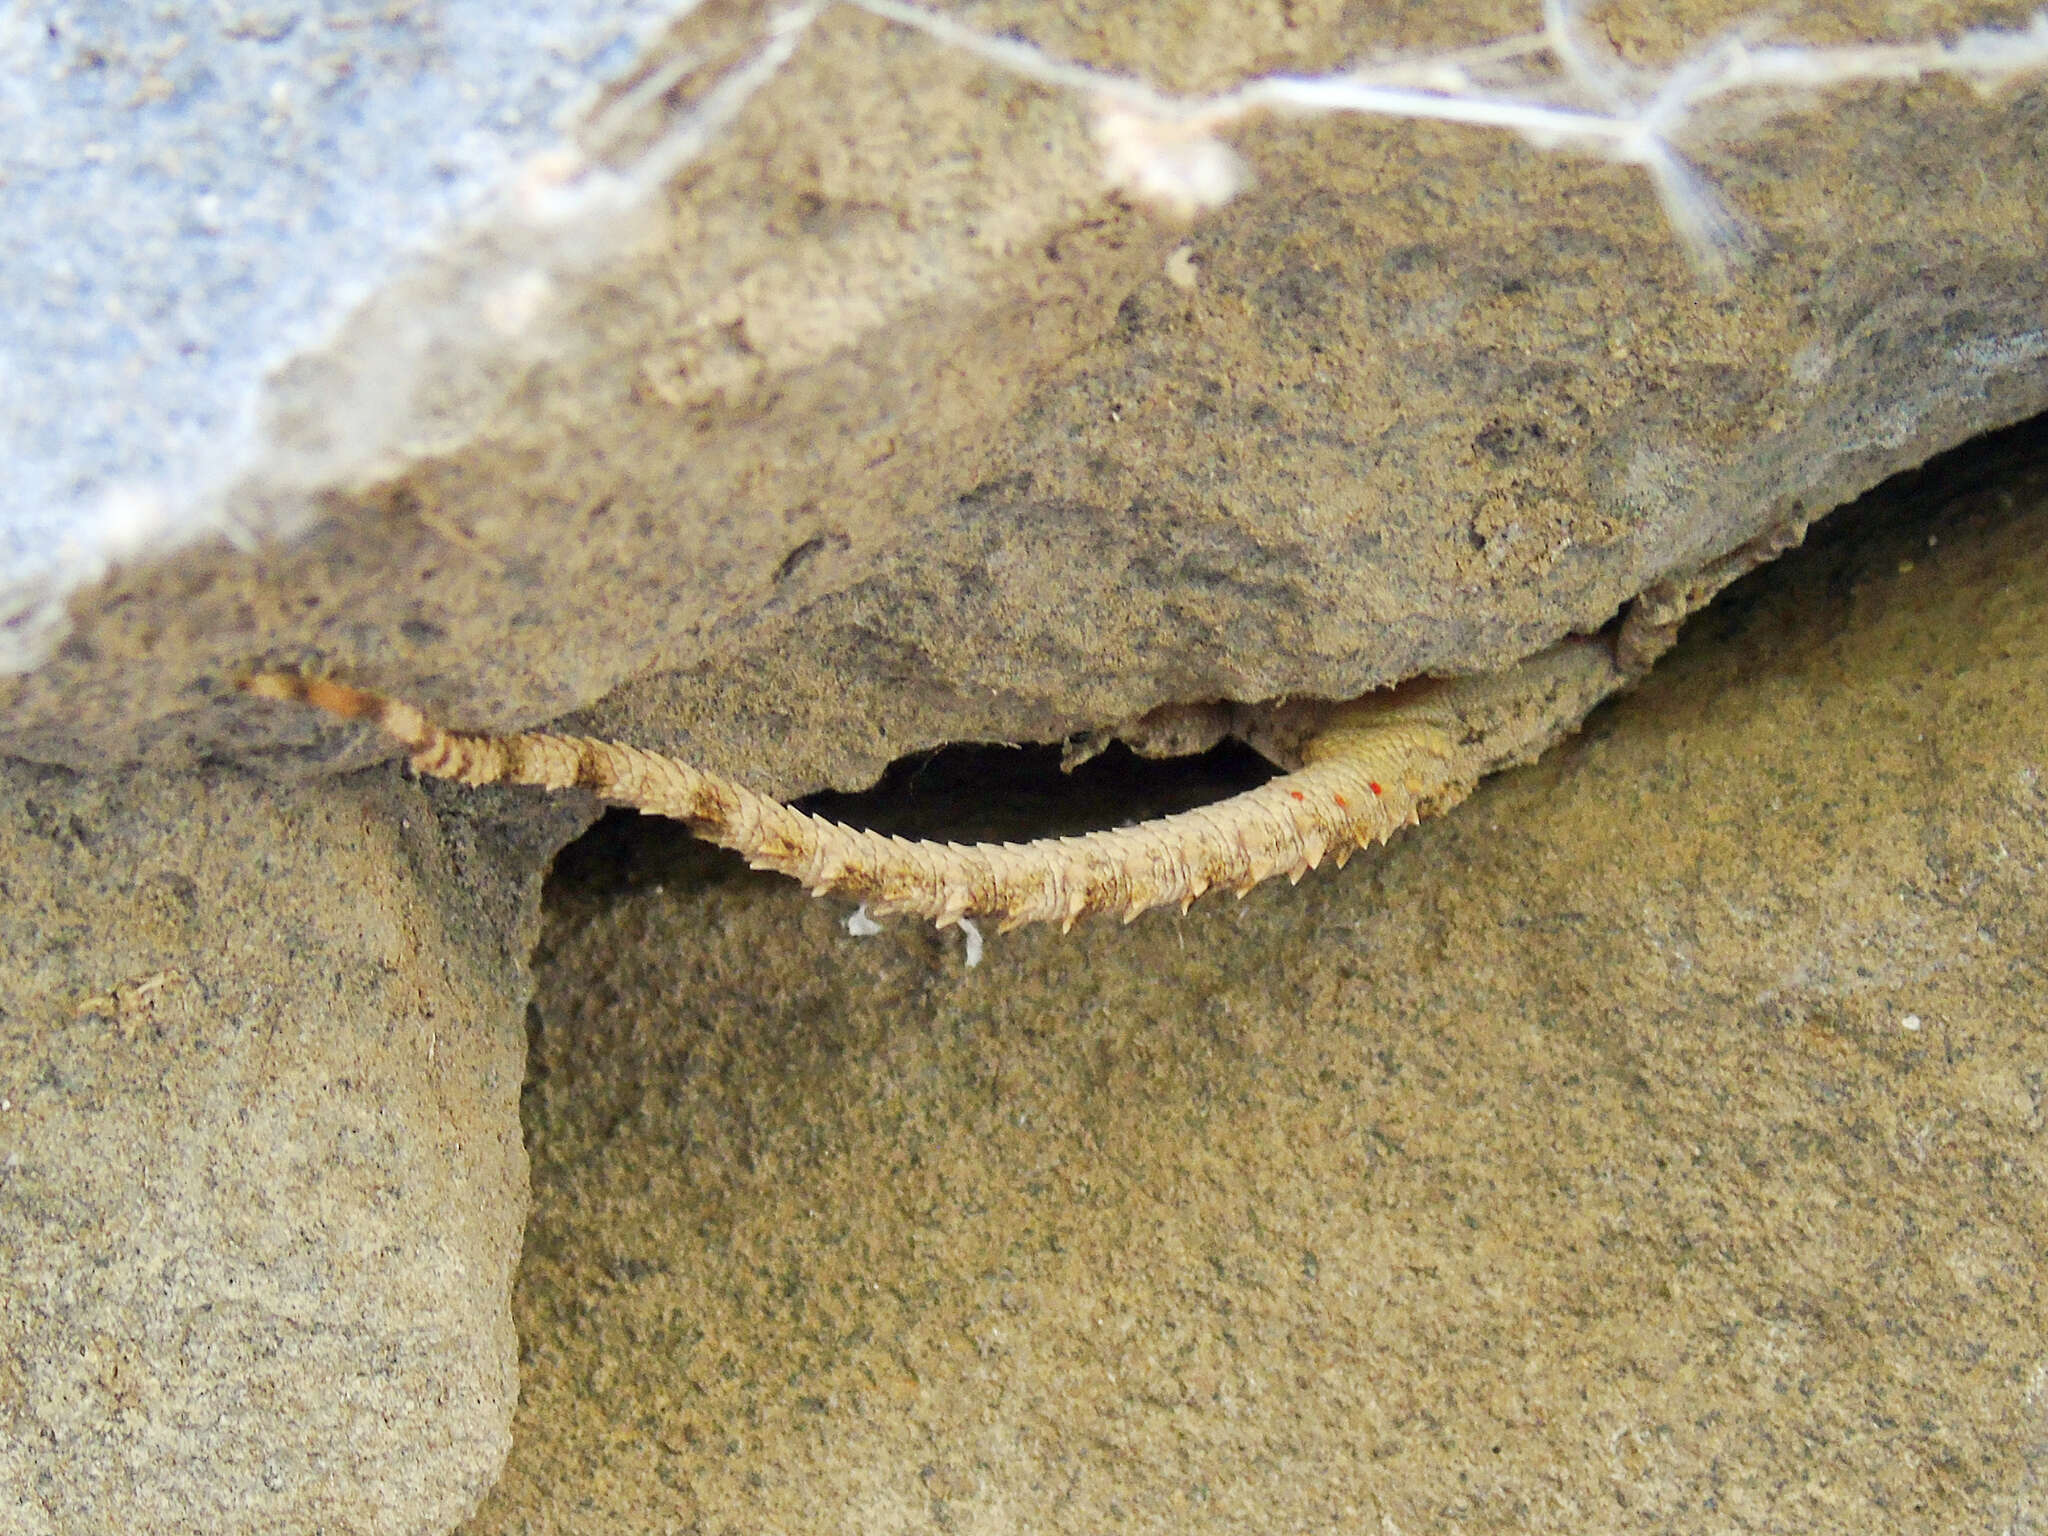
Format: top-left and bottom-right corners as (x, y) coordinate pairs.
(3, 1), (2046, 785)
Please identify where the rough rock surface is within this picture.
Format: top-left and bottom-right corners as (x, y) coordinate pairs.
(5, 4), (2047, 1532)
(0, 769), (584, 1535)
(3, 0), (2045, 798)
(464, 420), (2048, 1533)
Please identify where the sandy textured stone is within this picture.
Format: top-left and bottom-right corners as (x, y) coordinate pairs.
(463, 421), (2048, 1533)
(0, 769), (584, 1535)
(4, 4), (2046, 1531)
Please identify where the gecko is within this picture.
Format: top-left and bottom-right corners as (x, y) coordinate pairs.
(244, 635), (1623, 932)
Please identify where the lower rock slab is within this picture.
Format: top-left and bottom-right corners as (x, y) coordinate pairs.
(0, 766), (580, 1535)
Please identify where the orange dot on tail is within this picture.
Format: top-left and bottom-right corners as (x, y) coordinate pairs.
(1289, 789), (1305, 801)
(1369, 782), (1383, 796)
(1333, 794), (1349, 809)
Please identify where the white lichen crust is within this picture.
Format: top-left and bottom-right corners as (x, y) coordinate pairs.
(245, 638), (1618, 931)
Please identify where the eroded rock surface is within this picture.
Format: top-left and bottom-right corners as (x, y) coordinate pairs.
(5, 5), (2046, 1532)
(0, 769), (584, 1535)
(465, 421), (2048, 1533)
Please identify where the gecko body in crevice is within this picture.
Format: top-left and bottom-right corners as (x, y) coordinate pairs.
(245, 636), (1622, 931)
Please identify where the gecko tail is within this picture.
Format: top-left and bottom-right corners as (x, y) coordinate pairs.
(241, 671), (436, 751)
(238, 637), (1622, 931)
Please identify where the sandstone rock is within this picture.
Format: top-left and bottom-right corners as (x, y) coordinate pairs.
(0, 768), (583, 1534)
(5, 3), (2047, 1531)
(464, 421), (2048, 1532)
